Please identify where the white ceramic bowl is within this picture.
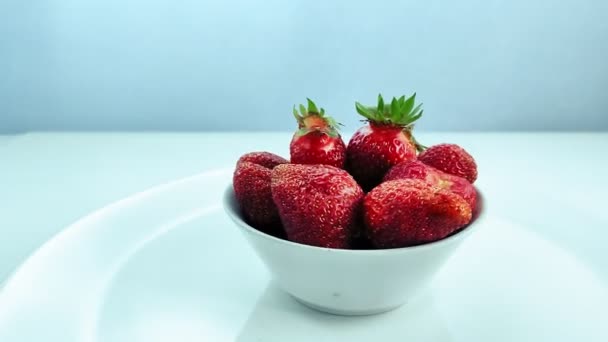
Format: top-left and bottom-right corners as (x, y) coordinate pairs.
(223, 185), (485, 316)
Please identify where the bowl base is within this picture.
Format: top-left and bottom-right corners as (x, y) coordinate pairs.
(291, 295), (404, 316)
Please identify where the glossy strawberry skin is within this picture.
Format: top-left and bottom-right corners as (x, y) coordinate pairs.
(418, 144), (478, 183)
(364, 179), (472, 248)
(384, 160), (477, 210)
(271, 164), (364, 249)
(290, 131), (346, 168)
(346, 124), (417, 191)
(233, 152), (288, 236)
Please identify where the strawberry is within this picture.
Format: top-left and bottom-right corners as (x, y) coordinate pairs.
(418, 143), (478, 183)
(346, 93), (423, 191)
(237, 151), (289, 169)
(290, 99), (346, 168)
(233, 152), (288, 236)
(364, 179), (472, 248)
(271, 164), (364, 249)
(384, 160), (477, 210)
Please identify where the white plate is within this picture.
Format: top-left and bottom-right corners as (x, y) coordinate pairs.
(1, 169), (607, 341)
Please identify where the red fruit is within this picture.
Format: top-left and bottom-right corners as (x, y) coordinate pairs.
(233, 152), (288, 236)
(237, 151), (288, 169)
(290, 98), (346, 168)
(384, 160), (477, 210)
(418, 143), (478, 183)
(364, 179), (472, 248)
(271, 164), (364, 249)
(346, 93), (423, 191)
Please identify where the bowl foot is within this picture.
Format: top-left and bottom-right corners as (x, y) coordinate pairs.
(291, 295), (404, 316)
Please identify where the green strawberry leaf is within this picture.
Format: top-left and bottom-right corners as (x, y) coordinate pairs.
(307, 98), (319, 113)
(355, 102), (374, 120)
(410, 108), (423, 122)
(390, 97), (399, 119)
(292, 106), (301, 120)
(356, 92), (423, 126)
(409, 103), (423, 118)
(325, 116), (340, 129)
(402, 93), (416, 116)
(377, 94), (385, 115)
(325, 128), (339, 138)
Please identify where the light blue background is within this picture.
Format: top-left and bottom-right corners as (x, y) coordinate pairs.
(1, 0), (607, 133)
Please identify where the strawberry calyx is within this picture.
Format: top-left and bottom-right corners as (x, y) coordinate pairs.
(293, 98), (341, 138)
(355, 93), (423, 128)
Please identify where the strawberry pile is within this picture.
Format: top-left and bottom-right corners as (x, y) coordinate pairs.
(233, 95), (479, 249)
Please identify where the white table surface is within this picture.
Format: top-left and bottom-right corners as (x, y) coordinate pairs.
(1, 131), (607, 289)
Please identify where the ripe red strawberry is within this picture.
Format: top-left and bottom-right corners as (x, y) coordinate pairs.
(346, 93), (423, 191)
(364, 179), (472, 248)
(237, 151), (289, 169)
(233, 152), (288, 236)
(384, 160), (477, 210)
(290, 99), (346, 168)
(418, 143), (478, 183)
(271, 164), (364, 249)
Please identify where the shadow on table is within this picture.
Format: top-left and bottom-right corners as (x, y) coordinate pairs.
(236, 282), (452, 342)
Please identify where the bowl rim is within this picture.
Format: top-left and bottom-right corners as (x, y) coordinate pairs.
(223, 183), (485, 255)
